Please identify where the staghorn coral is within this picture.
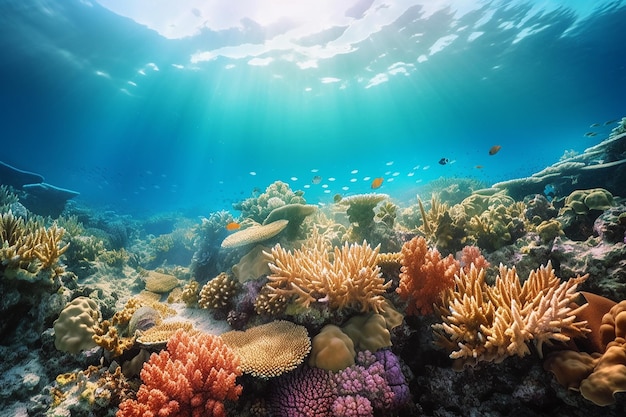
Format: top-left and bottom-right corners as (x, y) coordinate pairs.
(396, 236), (460, 316)
(220, 320), (311, 378)
(116, 329), (242, 417)
(198, 272), (240, 310)
(433, 262), (589, 369)
(265, 234), (391, 314)
(0, 211), (69, 281)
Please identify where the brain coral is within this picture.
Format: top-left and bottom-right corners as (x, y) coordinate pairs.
(54, 297), (101, 354)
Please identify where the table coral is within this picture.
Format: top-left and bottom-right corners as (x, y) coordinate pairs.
(265, 234), (391, 313)
(397, 236), (460, 315)
(116, 329), (242, 417)
(220, 320), (311, 378)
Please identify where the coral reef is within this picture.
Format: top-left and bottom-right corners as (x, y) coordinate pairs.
(190, 210), (234, 280)
(116, 329), (242, 417)
(0, 211), (69, 282)
(544, 299), (626, 406)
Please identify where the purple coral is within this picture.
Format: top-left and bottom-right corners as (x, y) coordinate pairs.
(269, 350), (410, 417)
(374, 349), (411, 408)
(268, 366), (336, 417)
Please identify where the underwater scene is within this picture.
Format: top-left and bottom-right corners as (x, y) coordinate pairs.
(1, 0), (626, 416)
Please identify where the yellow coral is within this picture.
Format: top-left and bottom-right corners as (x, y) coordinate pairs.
(53, 297), (101, 354)
(265, 236), (391, 313)
(0, 211), (68, 281)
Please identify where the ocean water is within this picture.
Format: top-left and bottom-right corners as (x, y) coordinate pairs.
(1, 0), (625, 217)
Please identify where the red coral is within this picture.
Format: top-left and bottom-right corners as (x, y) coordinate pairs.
(397, 236), (460, 315)
(116, 330), (242, 417)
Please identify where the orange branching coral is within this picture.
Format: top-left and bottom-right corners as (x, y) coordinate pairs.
(116, 329), (242, 417)
(265, 236), (391, 313)
(434, 262), (589, 369)
(396, 236), (460, 315)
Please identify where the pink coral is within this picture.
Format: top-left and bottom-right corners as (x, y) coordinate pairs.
(116, 329), (242, 417)
(459, 245), (489, 273)
(332, 395), (373, 417)
(397, 236), (460, 315)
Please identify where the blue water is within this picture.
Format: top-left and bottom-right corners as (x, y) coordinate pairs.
(1, 0), (624, 216)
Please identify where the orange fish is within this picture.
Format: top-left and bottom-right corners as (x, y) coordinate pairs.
(225, 222), (240, 231)
(489, 145), (501, 155)
(371, 177), (384, 189)
(475, 165), (484, 169)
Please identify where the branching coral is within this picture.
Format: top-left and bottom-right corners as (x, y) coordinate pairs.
(116, 329), (242, 417)
(265, 234), (391, 314)
(0, 211), (69, 281)
(396, 236), (460, 316)
(433, 262), (589, 369)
